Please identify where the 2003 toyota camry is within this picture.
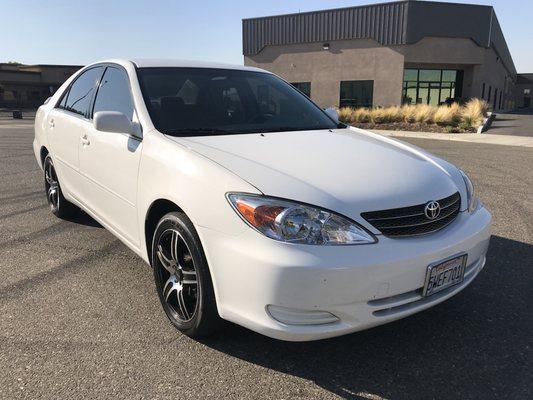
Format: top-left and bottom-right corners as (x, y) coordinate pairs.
(33, 59), (492, 341)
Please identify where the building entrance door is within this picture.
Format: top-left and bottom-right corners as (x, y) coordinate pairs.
(525, 96), (531, 108)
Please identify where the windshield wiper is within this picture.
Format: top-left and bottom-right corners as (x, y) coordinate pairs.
(164, 128), (235, 136)
(254, 126), (333, 133)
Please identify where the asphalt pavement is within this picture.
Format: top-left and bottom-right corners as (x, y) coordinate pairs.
(1, 119), (531, 400)
(490, 109), (533, 137)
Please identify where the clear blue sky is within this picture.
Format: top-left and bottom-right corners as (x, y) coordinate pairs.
(2, 0), (532, 72)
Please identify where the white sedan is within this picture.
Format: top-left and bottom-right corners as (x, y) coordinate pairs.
(33, 59), (492, 341)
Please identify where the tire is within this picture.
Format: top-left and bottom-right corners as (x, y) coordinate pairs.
(43, 155), (79, 219)
(151, 211), (222, 337)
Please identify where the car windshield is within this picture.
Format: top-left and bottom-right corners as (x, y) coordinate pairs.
(137, 67), (339, 136)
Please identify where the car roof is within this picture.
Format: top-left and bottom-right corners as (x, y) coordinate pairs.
(129, 58), (269, 73)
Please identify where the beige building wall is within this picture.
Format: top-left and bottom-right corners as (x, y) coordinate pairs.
(245, 36), (518, 111)
(245, 39), (405, 108)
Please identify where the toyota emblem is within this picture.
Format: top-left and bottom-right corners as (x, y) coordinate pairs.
(424, 201), (441, 220)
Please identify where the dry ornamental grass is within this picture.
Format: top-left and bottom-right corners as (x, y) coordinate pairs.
(337, 99), (489, 133)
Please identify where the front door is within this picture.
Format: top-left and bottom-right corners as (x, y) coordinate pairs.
(77, 66), (142, 248)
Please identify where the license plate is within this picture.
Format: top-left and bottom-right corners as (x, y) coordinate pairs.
(423, 254), (467, 297)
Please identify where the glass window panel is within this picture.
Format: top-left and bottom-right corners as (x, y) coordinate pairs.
(442, 70), (457, 82)
(429, 86), (440, 106)
(404, 88), (417, 104)
(93, 67), (134, 120)
(339, 80), (373, 108)
(417, 87), (428, 104)
(403, 69), (418, 81)
(138, 67), (337, 134)
(64, 67), (103, 117)
(440, 87), (452, 103)
(402, 68), (461, 104)
(419, 70), (441, 82)
(290, 82), (311, 98)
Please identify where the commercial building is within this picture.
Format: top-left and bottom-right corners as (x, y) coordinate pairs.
(0, 63), (81, 109)
(243, 0), (532, 111)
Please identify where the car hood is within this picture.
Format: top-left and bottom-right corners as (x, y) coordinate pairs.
(169, 127), (465, 230)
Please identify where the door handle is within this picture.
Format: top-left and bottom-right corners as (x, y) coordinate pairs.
(49, 119), (55, 128)
(81, 134), (90, 146)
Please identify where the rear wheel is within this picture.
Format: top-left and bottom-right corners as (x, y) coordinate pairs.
(152, 212), (222, 337)
(43, 155), (78, 219)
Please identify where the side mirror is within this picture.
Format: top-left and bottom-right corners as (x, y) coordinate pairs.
(324, 107), (339, 123)
(93, 111), (141, 137)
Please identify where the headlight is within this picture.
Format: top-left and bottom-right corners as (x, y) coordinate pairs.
(459, 170), (478, 213)
(227, 193), (376, 245)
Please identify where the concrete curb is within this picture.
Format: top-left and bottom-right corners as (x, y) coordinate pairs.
(370, 129), (533, 148)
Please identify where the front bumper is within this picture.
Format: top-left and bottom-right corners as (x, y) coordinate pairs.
(197, 205), (492, 341)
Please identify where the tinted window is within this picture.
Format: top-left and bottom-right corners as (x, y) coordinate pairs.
(137, 68), (337, 136)
(340, 81), (373, 108)
(290, 82), (311, 98)
(64, 67), (103, 117)
(93, 67), (134, 120)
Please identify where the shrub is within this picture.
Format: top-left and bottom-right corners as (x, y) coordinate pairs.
(400, 105), (418, 123)
(382, 106), (403, 123)
(414, 104), (436, 123)
(444, 125), (459, 133)
(333, 98), (487, 132)
(337, 107), (355, 124)
(353, 108), (372, 123)
(458, 121), (472, 131)
(434, 103), (461, 126)
(370, 108), (386, 124)
(461, 98), (488, 129)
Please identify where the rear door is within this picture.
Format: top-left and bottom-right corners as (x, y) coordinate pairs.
(77, 66), (143, 247)
(47, 66), (104, 196)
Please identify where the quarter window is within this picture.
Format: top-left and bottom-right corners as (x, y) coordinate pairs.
(93, 67), (134, 120)
(62, 67), (103, 117)
(339, 81), (373, 108)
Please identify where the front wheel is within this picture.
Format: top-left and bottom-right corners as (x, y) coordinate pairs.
(43, 155), (79, 219)
(152, 212), (222, 337)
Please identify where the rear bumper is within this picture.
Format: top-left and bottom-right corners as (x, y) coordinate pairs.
(198, 205), (492, 341)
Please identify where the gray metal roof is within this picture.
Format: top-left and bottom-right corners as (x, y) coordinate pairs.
(242, 0), (516, 76)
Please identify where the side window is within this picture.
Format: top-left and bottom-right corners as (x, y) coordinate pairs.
(64, 67), (103, 117)
(93, 67), (134, 120)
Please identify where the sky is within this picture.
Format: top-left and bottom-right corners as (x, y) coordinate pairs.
(2, 0), (532, 72)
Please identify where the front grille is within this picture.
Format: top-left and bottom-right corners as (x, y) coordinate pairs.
(361, 192), (461, 237)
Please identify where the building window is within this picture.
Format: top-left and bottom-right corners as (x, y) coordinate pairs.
(525, 89), (531, 95)
(499, 91), (503, 109)
(488, 86), (492, 102)
(482, 83), (486, 99)
(402, 69), (462, 106)
(290, 82), (311, 98)
(339, 80), (373, 108)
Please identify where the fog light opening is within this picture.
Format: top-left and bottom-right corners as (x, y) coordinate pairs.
(267, 305), (339, 326)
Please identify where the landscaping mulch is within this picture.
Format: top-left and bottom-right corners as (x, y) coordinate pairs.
(351, 122), (476, 133)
